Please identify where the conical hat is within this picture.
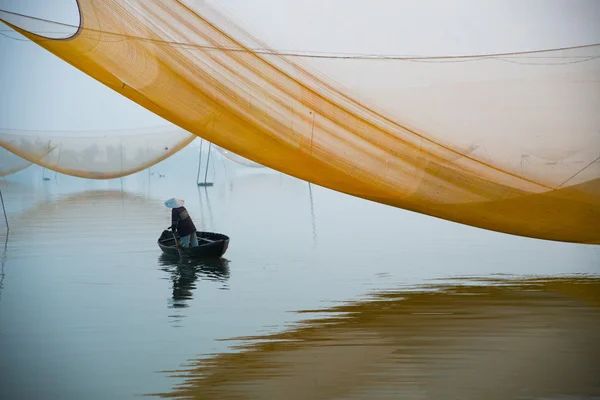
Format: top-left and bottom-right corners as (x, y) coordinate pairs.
(164, 198), (184, 208)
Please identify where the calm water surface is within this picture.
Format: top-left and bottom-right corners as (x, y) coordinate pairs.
(1, 144), (599, 399)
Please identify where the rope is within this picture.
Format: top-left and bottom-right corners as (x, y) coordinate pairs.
(1, 8), (599, 62)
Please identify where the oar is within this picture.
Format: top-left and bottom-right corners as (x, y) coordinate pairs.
(168, 227), (185, 259)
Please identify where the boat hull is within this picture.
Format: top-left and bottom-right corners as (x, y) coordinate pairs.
(158, 230), (229, 259)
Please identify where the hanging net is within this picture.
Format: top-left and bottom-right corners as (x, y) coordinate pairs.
(1, 1), (599, 243)
(214, 145), (264, 168)
(0, 146), (37, 177)
(0, 127), (196, 179)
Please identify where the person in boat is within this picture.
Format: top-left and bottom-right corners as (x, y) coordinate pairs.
(164, 198), (198, 248)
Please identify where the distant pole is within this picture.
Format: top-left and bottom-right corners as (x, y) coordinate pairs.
(0, 188), (8, 234)
(308, 182), (316, 246)
(198, 142), (214, 187)
(196, 139), (204, 185)
(203, 142), (212, 183)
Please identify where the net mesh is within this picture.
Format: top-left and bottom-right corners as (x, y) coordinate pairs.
(0, 146), (37, 177)
(214, 145), (264, 168)
(1, 1), (599, 243)
(0, 127), (196, 179)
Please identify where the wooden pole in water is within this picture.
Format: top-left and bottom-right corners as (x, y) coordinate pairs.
(203, 142), (212, 183)
(198, 142), (214, 187)
(308, 182), (317, 247)
(196, 139), (204, 185)
(0, 188), (8, 234)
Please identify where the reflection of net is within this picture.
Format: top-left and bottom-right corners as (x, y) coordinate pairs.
(1, 2), (599, 243)
(0, 147), (37, 177)
(214, 145), (264, 168)
(0, 127), (196, 179)
(157, 277), (600, 400)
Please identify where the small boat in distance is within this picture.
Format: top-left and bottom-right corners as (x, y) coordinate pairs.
(158, 229), (230, 259)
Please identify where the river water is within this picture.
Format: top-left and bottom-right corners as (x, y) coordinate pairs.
(1, 143), (599, 399)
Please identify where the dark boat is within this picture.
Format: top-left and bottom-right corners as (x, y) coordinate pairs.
(158, 230), (230, 259)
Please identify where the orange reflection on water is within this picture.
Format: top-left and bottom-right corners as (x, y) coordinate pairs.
(154, 277), (600, 399)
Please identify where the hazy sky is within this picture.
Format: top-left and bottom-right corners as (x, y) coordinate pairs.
(1, 0), (599, 133)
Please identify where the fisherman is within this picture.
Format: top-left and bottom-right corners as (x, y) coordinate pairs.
(164, 198), (198, 247)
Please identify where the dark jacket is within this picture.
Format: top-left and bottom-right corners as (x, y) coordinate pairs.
(171, 206), (196, 237)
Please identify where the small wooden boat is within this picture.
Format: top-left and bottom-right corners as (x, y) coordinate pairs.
(158, 230), (230, 259)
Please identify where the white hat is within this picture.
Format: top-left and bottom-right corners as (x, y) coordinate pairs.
(164, 198), (185, 208)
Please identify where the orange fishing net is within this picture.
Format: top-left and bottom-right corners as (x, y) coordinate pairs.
(214, 145), (264, 168)
(0, 127), (195, 179)
(1, 1), (599, 243)
(0, 146), (38, 177)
